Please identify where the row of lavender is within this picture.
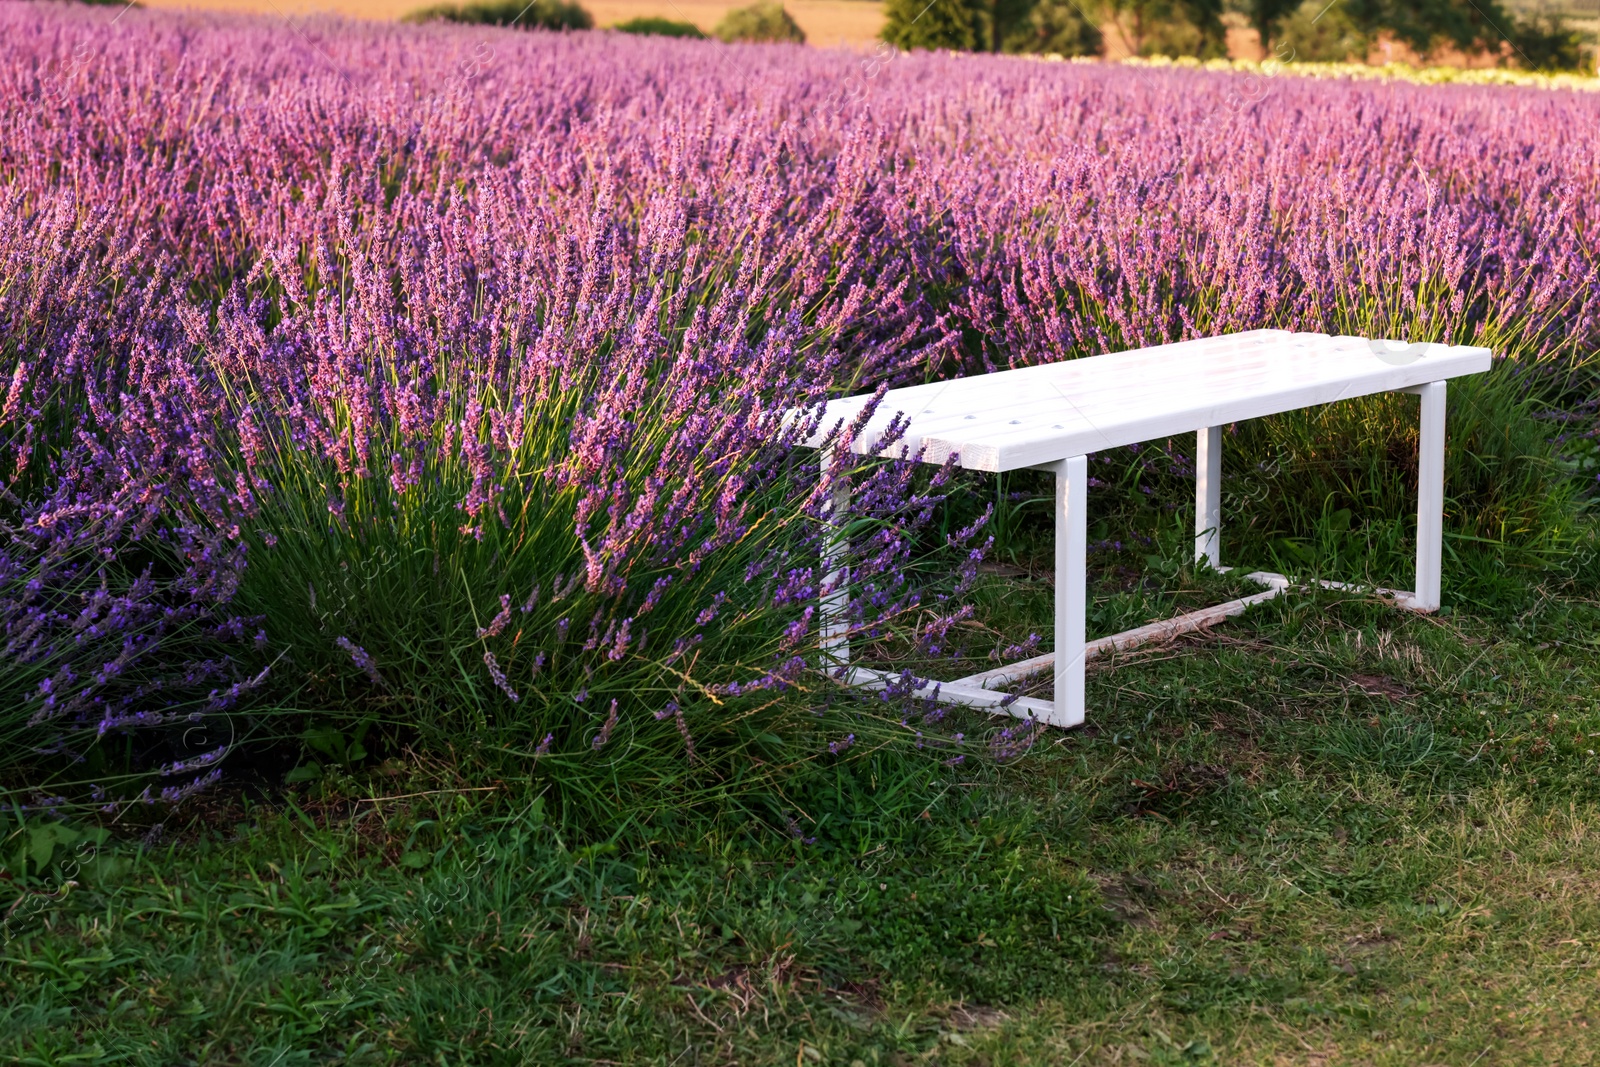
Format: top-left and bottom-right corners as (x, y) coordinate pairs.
(1, 3), (1596, 810)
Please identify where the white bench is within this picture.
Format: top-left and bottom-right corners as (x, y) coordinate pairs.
(810, 330), (1492, 728)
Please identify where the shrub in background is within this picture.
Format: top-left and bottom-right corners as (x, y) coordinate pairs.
(404, 0), (592, 31)
(615, 15), (705, 38)
(714, 1), (805, 44)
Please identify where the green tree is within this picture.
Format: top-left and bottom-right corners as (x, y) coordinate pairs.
(982, 0), (1040, 50)
(881, 0), (982, 50)
(1179, 0), (1227, 57)
(1103, 0), (1226, 59)
(880, 0), (1036, 52)
(1246, 0), (1300, 56)
(1252, 0), (1554, 64)
(1342, 0), (1515, 56)
(1002, 0), (1103, 55)
(1508, 8), (1589, 72)
(1274, 0), (1367, 61)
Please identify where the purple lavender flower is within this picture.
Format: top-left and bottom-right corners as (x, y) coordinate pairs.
(158, 744), (228, 777)
(157, 768), (222, 805)
(336, 637), (384, 688)
(483, 651), (519, 703)
(477, 594), (514, 639)
(989, 719), (1047, 762)
(673, 705), (696, 763)
(591, 699), (619, 750)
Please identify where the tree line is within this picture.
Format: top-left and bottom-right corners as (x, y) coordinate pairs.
(880, 0), (1595, 71)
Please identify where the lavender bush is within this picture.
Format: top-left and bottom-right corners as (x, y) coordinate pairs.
(198, 198), (982, 805)
(0, 2), (1596, 811)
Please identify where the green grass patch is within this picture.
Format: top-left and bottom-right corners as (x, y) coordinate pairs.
(5, 529), (1599, 1064)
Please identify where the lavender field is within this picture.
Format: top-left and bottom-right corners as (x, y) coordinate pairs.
(4, 0), (1599, 805)
(5, 2), (1600, 1062)
(3, 0), (1600, 796)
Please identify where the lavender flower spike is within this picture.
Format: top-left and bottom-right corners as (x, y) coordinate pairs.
(483, 651), (519, 703)
(336, 637), (385, 687)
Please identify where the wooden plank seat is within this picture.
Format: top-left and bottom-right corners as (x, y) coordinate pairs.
(806, 330), (1493, 728)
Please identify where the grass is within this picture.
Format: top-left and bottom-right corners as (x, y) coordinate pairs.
(5, 503), (1599, 1063)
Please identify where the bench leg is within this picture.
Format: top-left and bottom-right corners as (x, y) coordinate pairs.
(1195, 425), (1223, 570)
(1414, 381), (1446, 613)
(1053, 455), (1088, 728)
(820, 447), (850, 668)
